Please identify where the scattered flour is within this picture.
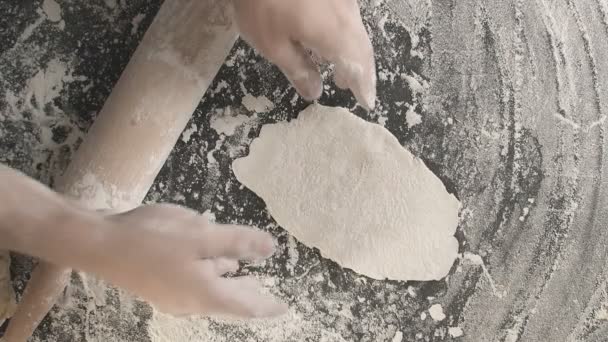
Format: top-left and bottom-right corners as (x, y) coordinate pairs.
(202, 209), (216, 223)
(463, 252), (504, 298)
(147, 307), (349, 342)
(405, 106), (422, 127)
(2, 57), (85, 178)
(553, 113), (580, 130)
(505, 328), (519, 342)
(212, 80), (230, 95)
(131, 13), (146, 35)
(448, 327), (464, 338)
(181, 124), (198, 143)
(401, 74), (424, 94)
(378, 13), (390, 40)
(595, 308), (608, 320)
(21, 18), (44, 43)
(586, 115), (607, 132)
(285, 236), (300, 274)
(42, 0), (62, 22)
(242, 94), (274, 113)
(378, 115), (388, 126)
(210, 108), (251, 136)
(428, 304), (446, 322)
(62, 172), (135, 211)
(29, 58), (70, 109)
(147, 49), (207, 89)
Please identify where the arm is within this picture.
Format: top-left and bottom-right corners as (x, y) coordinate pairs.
(0, 165), (286, 318)
(0, 165), (105, 262)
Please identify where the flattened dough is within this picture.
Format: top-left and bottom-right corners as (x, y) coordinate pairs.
(0, 250), (17, 324)
(233, 104), (459, 281)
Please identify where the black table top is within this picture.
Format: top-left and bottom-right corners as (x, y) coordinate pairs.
(1, 0), (608, 341)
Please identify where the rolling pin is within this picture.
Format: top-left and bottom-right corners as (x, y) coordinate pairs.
(2, 0), (238, 340)
(0, 251), (17, 327)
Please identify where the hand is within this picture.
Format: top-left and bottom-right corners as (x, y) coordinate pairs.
(233, 0), (376, 109)
(0, 166), (287, 318)
(98, 204), (288, 317)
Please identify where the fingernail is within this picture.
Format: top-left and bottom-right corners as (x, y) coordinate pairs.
(290, 71), (322, 101)
(360, 72), (377, 110)
(294, 79), (322, 101)
(355, 87), (376, 111)
(253, 235), (275, 258)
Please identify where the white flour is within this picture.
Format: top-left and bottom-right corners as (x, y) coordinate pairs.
(2, 56), (85, 181)
(29, 58), (71, 110)
(402, 74), (424, 94)
(285, 236), (299, 274)
(61, 172), (135, 211)
(428, 304), (446, 322)
(448, 326), (464, 338)
(405, 105), (422, 127)
(181, 124), (198, 143)
(147, 305), (348, 342)
(42, 0), (62, 22)
(209, 107), (251, 136)
(241, 93), (274, 113)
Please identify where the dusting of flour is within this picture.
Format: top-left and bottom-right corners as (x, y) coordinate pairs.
(241, 93), (274, 113)
(42, 0), (62, 22)
(148, 306), (348, 342)
(210, 107), (252, 136)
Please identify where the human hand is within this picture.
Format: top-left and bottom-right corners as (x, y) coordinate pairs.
(0, 165), (286, 318)
(95, 204), (287, 318)
(233, 0), (376, 109)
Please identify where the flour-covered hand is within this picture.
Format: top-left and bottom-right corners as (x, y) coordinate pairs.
(0, 166), (286, 318)
(233, 0), (376, 109)
(99, 204), (287, 317)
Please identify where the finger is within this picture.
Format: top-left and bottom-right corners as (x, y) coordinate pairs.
(267, 41), (323, 101)
(334, 65), (349, 90)
(211, 258), (240, 275)
(200, 224), (276, 260)
(208, 277), (288, 318)
(294, 4), (376, 109)
(339, 36), (376, 110)
(110, 203), (199, 228)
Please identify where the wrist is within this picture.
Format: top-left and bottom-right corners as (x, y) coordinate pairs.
(0, 166), (109, 268)
(36, 208), (110, 271)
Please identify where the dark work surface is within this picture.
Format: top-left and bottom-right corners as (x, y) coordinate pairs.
(1, 0), (608, 341)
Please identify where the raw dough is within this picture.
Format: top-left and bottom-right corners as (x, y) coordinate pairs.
(0, 250), (17, 324)
(233, 104), (459, 281)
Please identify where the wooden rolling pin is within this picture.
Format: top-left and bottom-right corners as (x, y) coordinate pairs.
(0, 251), (17, 327)
(3, 0), (238, 340)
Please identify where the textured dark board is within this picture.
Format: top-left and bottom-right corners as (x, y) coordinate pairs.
(2, 0), (608, 341)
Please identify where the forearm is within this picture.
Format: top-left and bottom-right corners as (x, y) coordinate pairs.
(0, 165), (106, 269)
